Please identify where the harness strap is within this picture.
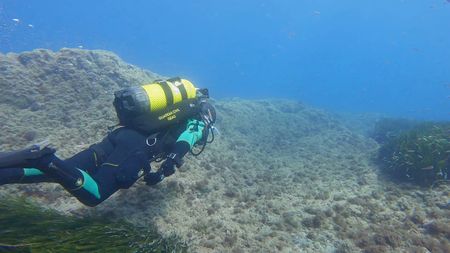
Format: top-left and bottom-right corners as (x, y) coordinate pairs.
(158, 81), (174, 107)
(168, 77), (188, 100)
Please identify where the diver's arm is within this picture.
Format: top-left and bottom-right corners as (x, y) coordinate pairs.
(164, 119), (205, 173)
(144, 119), (205, 185)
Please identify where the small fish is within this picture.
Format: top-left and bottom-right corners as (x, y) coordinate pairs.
(12, 18), (20, 23)
(313, 11), (321, 15)
(28, 24), (34, 28)
(421, 165), (434, 170)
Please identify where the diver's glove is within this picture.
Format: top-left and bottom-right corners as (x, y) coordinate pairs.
(160, 153), (183, 177)
(144, 171), (164, 186)
(144, 153), (183, 186)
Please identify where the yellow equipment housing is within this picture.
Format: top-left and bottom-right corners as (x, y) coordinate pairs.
(141, 78), (197, 112)
(113, 77), (201, 134)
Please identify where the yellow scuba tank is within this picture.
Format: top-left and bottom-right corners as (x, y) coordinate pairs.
(140, 78), (197, 112)
(113, 77), (204, 134)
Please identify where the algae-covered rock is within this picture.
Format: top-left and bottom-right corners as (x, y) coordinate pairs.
(376, 120), (450, 185)
(0, 48), (162, 157)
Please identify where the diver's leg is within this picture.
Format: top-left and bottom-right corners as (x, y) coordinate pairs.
(0, 167), (55, 185)
(0, 153), (104, 207)
(46, 138), (117, 206)
(55, 151), (120, 207)
(33, 154), (105, 207)
(0, 144), (106, 206)
(0, 164), (103, 206)
(65, 149), (99, 175)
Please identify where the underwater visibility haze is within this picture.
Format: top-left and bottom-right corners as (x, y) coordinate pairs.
(0, 1), (450, 253)
(1, 0), (449, 120)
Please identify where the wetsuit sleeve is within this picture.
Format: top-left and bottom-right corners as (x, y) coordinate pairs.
(171, 119), (205, 159)
(144, 119), (205, 185)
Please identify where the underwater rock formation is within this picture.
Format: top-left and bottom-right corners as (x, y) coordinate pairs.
(0, 49), (449, 252)
(0, 48), (161, 156)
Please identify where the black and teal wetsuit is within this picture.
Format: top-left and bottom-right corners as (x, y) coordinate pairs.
(0, 119), (205, 207)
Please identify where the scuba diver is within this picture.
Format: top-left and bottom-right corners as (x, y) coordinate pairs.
(0, 78), (216, 207)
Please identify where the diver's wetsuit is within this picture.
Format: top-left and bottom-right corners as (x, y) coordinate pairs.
(0, 119), (205, 207)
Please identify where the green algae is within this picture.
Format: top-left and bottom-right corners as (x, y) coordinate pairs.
(0, 197), (187, 253)
(376, 119), (450, 186)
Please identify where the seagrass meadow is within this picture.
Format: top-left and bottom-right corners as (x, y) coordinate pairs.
(374, 119), (450, 186)
(0, 49), (449, 253)
(0, 197), (187, 252)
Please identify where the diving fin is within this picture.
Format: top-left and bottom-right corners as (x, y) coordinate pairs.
(0, 140), (56, 168)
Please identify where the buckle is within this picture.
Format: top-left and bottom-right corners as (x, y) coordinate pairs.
(146, 137), (157, 147)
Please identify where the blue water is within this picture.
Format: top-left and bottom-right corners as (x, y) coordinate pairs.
(1, 0), (449, 120)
